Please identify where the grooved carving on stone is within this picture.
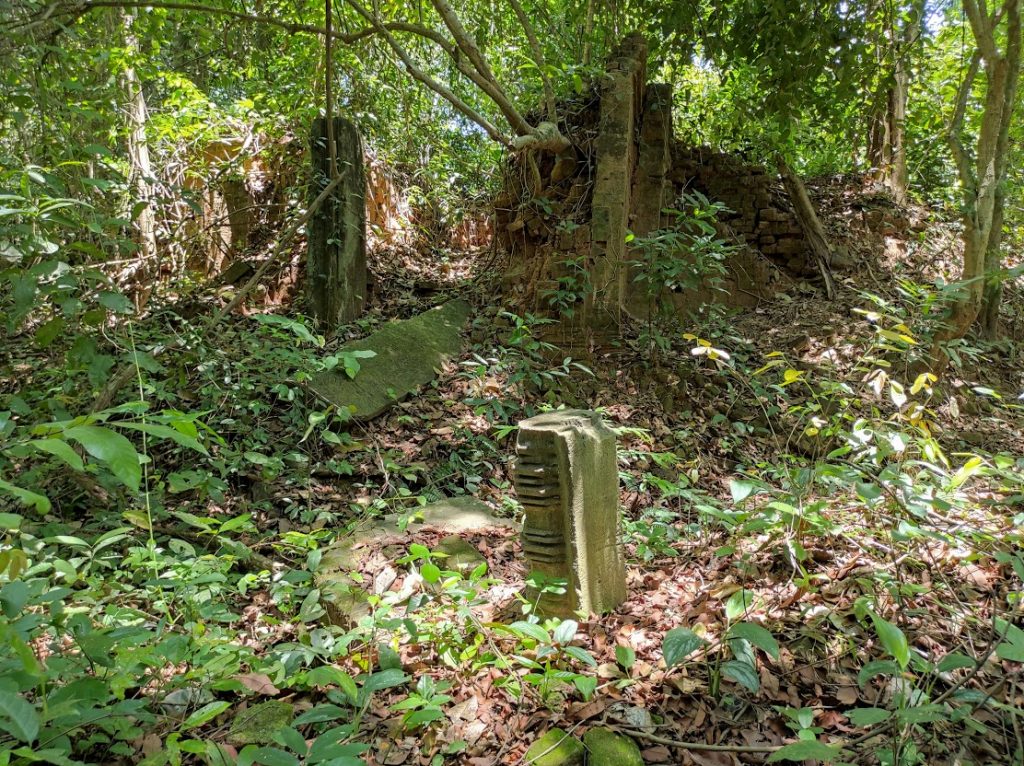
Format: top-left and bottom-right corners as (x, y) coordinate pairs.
(514, 410), (627, 616)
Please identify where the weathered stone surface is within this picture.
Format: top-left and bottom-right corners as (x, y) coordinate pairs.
(583, 728), (643, 766)
(228, 700), (293, 746)
(435, 535), (486, 573)
(515, 410), (627, 616)
(307, 116), (367, 328)
(590, 34), (647, 328)
(308, 300), (472, 420)
(524, 728), (585, 766)
(315, 495), (513, 626)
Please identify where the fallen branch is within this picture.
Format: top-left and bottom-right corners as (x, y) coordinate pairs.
(621, 728), (783, 754)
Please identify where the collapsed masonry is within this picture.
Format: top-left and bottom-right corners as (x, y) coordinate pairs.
(498, 34), (813, 333)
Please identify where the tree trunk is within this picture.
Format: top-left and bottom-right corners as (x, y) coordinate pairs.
(938, 0), (1020, 352)
(777, 156), (837, 300)
(119, 10), (158, 296)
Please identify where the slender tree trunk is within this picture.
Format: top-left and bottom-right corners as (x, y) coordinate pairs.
(777, 155), (837, 300)
(937, 0), (1020, 351)
(119, 10), (158, 288)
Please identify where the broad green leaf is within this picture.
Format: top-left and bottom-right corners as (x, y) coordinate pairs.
(404, 708), (445, 727)
(662, 627), (705, 667)
(421, 562), (441, 583)
(0, 479), (51, 513)
(0, 690), (39, 743)
(858, 659), (899, 687)
(250, 746), (299, 766)
(117, 422), (208, 455)
(728, 622), (780, 660)
(729, 479), (757, 503)
(510, 621), (550, 644)
(553, 619), (578, 645)
(573, 675), (598, 700)
(183, 701), (231, 729)
(721, 659), (759, 692)
(63, 425), (142, 491)
(870, 614), (909, 668)
(846, 707), (891, 727)
(361, 669), (407, 693)
(767, 739), (841, 762)
(615, 645), (636, 670)
(30, 438), (84, 471)
(294, 704), (348, 725)
(937, 653), (976, 672)
(725, 589), (757, 621)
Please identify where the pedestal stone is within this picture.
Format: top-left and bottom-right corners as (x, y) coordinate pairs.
(514, 410), (627, 616)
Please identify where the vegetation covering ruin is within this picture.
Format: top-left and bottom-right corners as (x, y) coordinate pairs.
(1, 1), (1024, 765)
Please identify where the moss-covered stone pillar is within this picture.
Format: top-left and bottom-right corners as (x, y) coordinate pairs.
(514, 410), (626, 616)
(307, 116), (367, 328)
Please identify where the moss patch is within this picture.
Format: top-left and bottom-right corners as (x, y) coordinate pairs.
(228, 700), (293, 746)
(524, 728), (585, 766)
(583, 727), (643, 766)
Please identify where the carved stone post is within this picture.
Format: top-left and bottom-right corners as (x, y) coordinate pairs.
(514, 410), (627, 616)
(307, 116), (367, 328)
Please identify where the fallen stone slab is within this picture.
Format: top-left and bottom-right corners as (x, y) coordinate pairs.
(315, 496), (515, 626)
(308, 299), (472, 420)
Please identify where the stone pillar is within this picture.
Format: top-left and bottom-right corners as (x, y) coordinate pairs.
(627, 82), (674, 318)
(588, 34), (647, 331)
(307, 116), (367, 328)
(514, 410), (627, 616)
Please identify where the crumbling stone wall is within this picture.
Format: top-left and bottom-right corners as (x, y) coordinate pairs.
(670, 147), (812, 275)
(499, 35), (807, 331)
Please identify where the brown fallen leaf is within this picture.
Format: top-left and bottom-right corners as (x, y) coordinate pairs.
(234, 673), (280, 696)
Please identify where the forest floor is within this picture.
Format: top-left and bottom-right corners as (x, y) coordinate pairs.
(4, 175), (1024, 766)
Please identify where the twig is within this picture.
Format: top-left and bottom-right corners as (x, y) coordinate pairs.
(620, 728), (783, 754)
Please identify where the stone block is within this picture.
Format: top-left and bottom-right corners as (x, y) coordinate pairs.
(514, 410), (626, 616)
(308, 300), (471, 420)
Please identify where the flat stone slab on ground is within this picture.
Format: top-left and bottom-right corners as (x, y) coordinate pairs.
(308, 299), (472, 420)
(315, 496), (515, 626)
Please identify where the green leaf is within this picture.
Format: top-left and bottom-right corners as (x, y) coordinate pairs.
(0, 690), (39, 743)
(34, 317), (65, 348)
(510, 621), (550, 645)
(996, 642), (1024, 662)
(846, 707), (891, 727)
(662, 627), (705, 667)
(97, 290), (134, 314)
(294, 704), (348, 725)
(728, 622), (780, 660)
(30, 438), (84, 471)
(421, 562), (441, 583)
(361, 669), (407, 693)
(721, 659), (759, 692)
(870, 613), (909, 669)
(725, 589), (757, 621)
(858, 659), (899, 687)
(116, 422), (208, 455)
(573, 675), (598, 700)
(404, 708), (445, 727)
(729, 479), (757, 503)
(767, 740), (841, 762)
(183, 701), (231, 729)
(937, 653), (976, 672)
(553, 619), (578, 645)
(63, 425), (142, 491)
(251, 746), (299, 766)
(615, 645), (636, 670)
(0, 479), (51, 513)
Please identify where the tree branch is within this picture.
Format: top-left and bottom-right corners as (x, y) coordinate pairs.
(508, 0), (557, 124)
(948, 49), (981, 200)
